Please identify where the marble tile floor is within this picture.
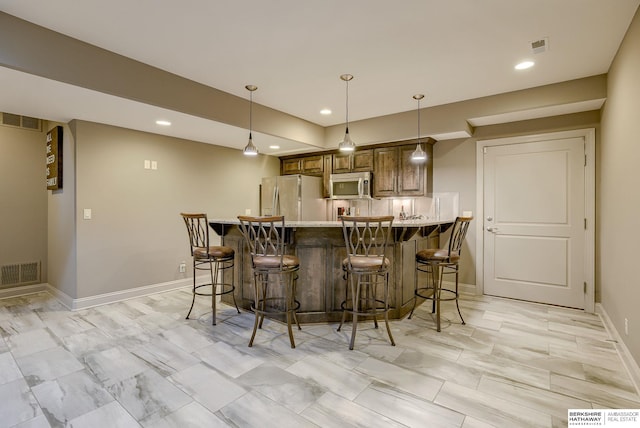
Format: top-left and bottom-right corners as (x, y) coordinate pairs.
(0, 288), (638, 428)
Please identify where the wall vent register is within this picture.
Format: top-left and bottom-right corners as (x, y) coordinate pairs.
(0, 261), (40, 287)
(1, 112), (42, 131)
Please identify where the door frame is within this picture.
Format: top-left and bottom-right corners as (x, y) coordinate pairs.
(475, 128), (595, 312)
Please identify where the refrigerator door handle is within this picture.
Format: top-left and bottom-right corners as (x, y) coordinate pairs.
(273, 186), (279, 216)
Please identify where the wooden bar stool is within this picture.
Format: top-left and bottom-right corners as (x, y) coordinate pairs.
(238, 215), (301, 348)
(409, 216), (472, 331)
(337, 215), (395, 350)
(180, 213), (240, 325)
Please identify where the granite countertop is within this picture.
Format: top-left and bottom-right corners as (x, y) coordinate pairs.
(208, 217), (454, 228)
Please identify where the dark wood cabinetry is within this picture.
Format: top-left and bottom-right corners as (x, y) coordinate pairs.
(281, 155), (324, 176)
(215, 221), (446, 323)
(332, 149), (373, 173)
(373, 143), (431, 198)
(280, 140), (432, 199)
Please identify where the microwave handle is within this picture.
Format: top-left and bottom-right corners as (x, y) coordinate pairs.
(358, 179), (363, 198)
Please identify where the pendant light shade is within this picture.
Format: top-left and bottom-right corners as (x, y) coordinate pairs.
(338, 74), (356, 152)
(243, 85), (258, 156)
(411, 94), (427, 162)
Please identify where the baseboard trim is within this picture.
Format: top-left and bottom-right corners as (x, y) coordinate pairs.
(0, 283), (48, 300)
(596, 302), (640, 396)
(46, 278), (192, 311)
(440, 280), (477, 295)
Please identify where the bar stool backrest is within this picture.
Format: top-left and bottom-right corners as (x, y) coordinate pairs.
(446, 216), (473, 261)
(180, 213), (210, 257)
(340, 215), (394, 269)
(238, 215), (287, 269)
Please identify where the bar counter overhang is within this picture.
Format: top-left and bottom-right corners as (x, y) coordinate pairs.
(209, 218), (454, 323)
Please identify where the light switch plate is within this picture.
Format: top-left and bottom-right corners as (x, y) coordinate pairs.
(83, 208), (92, 220)
(144, 160), (151, 169)
(151, 160), (158, 170)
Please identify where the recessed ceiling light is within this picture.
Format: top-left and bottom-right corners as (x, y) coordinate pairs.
(155, 120), (171, 126)
(269, 145), (280, 149)
(515, 61), (535, 70)
(320, 109), (332, 115)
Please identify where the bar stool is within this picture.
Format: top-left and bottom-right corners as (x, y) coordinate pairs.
(337, 215), (395, 350)
(237, 215), (301, 348)
(409, 216), (472, 331)
(180, 213), (240, 325)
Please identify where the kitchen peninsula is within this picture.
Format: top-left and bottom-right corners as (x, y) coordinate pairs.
(209, 218), (454, 323)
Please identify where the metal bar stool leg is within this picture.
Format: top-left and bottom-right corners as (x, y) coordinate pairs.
(185, 259), (197, 320)
(369, 275), (379, 329)
(248, 272), (263, 347)
(337, 272), (349, 333)
(349, 274), (361, 350)
(433, 262), (444, 332)
(285, 272), (296, 348)
(383, 272), (395, 346)
(453, 266), (465, 325)
(211, 260), (219, 325)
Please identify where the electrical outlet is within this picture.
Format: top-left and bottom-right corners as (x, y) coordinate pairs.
(179, 262), (186, 273)
(625, 318), (629, 336)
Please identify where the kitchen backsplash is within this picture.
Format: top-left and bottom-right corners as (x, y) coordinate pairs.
(327, 193), (459, 221)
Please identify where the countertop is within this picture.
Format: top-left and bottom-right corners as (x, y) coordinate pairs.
(208, 217), (454, 228)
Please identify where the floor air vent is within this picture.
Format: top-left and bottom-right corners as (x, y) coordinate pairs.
(1, 262), (41, 287)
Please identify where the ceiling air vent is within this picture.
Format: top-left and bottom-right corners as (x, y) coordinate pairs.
(530, 37), (549, 54)
(1, 112), (42, 131)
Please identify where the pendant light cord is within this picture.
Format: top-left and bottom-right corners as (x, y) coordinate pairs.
(345, 77), (349, 134)
(416, 96), (420, 143)
(249, 90), (253, 139)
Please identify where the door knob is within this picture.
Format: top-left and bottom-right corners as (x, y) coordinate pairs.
(486, 216), (493, 221)
(486, 226), (499, 232)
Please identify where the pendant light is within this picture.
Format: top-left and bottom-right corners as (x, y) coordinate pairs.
(411, 94), (427, 162)
(243, 84), (258, 156)
(338, 74), (356, 152)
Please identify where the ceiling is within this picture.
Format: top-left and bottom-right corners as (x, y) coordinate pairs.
(1, 1), (638, 155)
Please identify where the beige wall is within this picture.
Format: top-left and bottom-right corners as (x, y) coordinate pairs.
(71, 121), (279, 299)
(432, 111), (600, 288)
(600, 7), (640, 364)
(432, 138), (477, 285)
(46, 121), (77, 298)
(0, 124), (47, 282)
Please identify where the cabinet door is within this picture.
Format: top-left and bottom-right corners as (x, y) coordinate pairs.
(373, 147), (398, 197)
(301, 155), (324, 176)
(332, 153), (352, 173)
(352, 149), (373, 172)
(282, 158), (301, 175)
(398, 146), (425, 195)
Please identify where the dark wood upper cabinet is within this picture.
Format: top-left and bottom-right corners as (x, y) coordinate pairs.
(281, 158), (302, 175)
(300, 155), (324, 175)
(373, 144), (429, 197)
(281, 155), (324, 176)
(280, 140), (431, 198)
(372, 147), (398, 197)
(332, 149), (373, 174)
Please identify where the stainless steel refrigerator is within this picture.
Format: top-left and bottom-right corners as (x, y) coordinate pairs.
(260, 175), (326, 221)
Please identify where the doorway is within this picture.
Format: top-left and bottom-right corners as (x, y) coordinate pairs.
(475, 129), (595, 311)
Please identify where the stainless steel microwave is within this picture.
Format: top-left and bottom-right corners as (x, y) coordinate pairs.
(329, 172), (372, 199)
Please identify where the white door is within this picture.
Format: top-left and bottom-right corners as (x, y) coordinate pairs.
(483, 137), (585, 308)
